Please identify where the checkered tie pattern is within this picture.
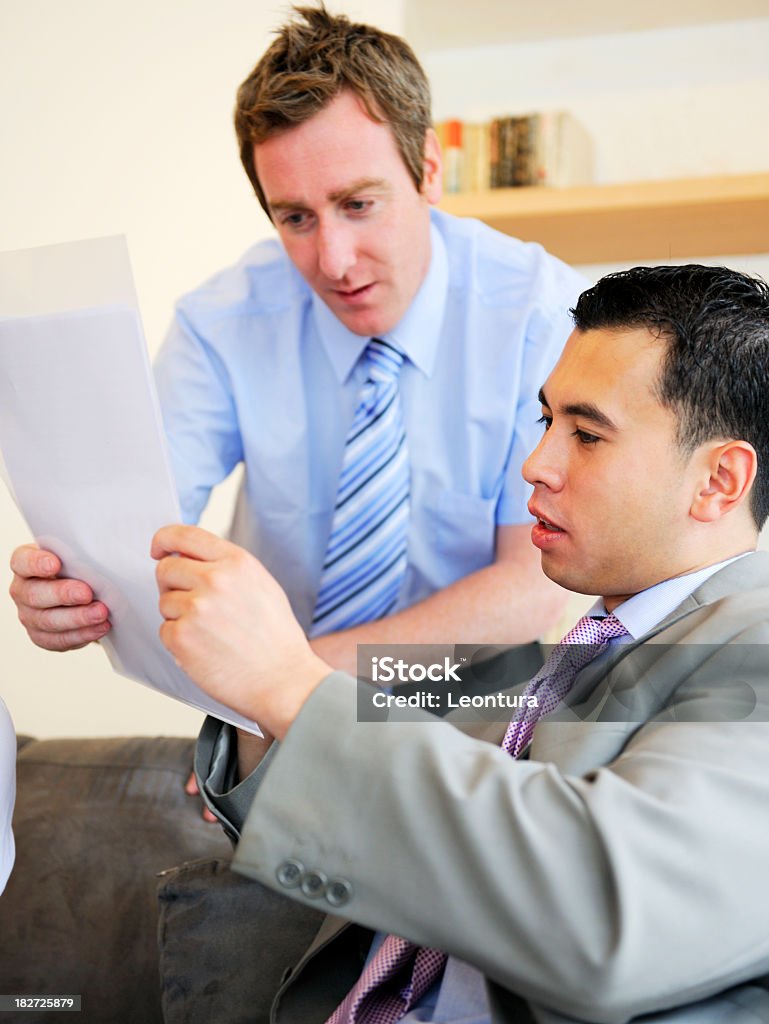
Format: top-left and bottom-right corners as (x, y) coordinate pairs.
(325, 933), (447, 1024)
(311, 339), (410, 637)
(502, 613), (629, 758)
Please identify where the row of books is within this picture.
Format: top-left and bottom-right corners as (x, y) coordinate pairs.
(435, 113), (595, 193)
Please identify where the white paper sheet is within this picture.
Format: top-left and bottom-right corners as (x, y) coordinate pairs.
(0, 237), (261, 734)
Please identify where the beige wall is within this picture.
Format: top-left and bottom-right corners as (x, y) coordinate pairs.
(1, 4), (766, 737)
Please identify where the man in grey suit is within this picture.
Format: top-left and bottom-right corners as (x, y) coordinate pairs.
(153, 262), (769, 1024)
(148, 266), (769, 1024)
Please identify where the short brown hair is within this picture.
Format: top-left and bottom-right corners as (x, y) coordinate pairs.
(234, 4), (432, 216)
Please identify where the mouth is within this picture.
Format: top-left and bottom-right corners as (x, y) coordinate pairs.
(529, 506), (568, 551)
(331, 282), (375, 303)
(529, 506), (565, 533)
(536, 515), (564, 533)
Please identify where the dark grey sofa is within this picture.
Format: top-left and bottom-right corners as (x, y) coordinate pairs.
(0, 735), (324, 1024)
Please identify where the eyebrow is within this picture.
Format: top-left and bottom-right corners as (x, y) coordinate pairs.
(538, 387), (619, 432)
(269, 178), (390, 214)
(329, 178), (390, 203)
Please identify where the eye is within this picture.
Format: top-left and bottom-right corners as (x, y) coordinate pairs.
(277, 211), (313, 232)
(344, 199), (373, 215)
(572, 428), (600, 445)
(536, 413), (552, 430)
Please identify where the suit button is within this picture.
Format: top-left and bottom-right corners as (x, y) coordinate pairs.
(325, 878), (353, 908)
(276, 859), (304, 888)
(301, 870), (328, 898)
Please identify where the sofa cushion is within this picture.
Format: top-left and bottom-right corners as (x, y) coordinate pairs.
(0, 735), (233, 1023)
(158, 857), (325, 1024)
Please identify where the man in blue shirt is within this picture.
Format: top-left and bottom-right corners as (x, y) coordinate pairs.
(10, 10), (583, 686)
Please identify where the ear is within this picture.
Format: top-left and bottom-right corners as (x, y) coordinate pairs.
(690, 440), (757, 523)
(421, 128), (443, 205)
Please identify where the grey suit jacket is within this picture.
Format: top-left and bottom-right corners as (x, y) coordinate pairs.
(208, 552), (769, 1024)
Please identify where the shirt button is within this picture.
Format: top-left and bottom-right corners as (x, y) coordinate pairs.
(325, 878), (353, 908)
(301, 870), (328, 898)
(276, 859), (305, 889)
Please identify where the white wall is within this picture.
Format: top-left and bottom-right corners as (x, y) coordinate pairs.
(1, 5), (767, 736)
(423, 17), (769, 296)
(424, 18), (769, 188)
(422, 19), (769, 316)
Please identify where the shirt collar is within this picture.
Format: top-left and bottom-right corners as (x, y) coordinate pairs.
(588, 552), (753, 641)
(311, 217), (448, 384)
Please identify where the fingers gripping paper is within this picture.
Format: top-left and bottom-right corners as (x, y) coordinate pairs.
(0, 236), (261, 734)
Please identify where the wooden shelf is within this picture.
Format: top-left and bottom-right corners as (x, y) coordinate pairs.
(439, 173), (769, 264)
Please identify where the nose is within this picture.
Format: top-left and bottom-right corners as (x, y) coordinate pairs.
(522, 427), (565, 492)
(316, 220), (356, 281)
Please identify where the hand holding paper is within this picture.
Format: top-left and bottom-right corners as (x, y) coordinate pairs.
(9, 543), (111, 651)
(153, 524), (330, 741)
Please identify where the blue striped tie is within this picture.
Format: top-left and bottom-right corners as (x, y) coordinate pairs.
(311, 339), (410, 636)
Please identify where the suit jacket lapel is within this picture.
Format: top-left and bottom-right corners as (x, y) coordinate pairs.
(532, 551), (769, 772)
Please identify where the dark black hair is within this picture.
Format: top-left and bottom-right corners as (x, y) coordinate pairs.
(572, 264), (769, 529)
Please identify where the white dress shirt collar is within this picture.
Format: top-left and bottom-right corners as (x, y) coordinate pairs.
(589, 552), (754, 641)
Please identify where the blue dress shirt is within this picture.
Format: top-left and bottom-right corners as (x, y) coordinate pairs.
(154, 209), (587, 630)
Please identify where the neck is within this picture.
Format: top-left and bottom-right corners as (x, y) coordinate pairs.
(602, 543), (757, 613)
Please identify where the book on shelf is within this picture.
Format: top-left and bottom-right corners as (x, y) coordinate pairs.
(436, 112), (594, 193)
(438, 119), (491, 194)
